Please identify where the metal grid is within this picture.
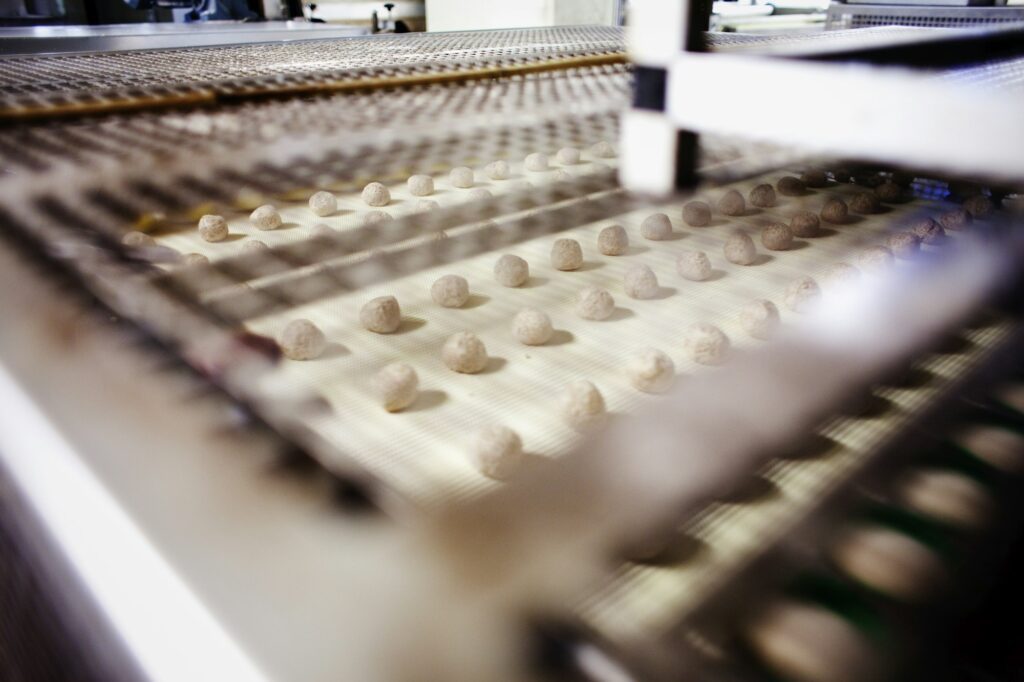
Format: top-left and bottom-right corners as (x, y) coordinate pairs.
(826, 5), (1024, 30)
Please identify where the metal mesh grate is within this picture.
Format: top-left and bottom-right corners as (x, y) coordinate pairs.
(825, 6), (1024, 31)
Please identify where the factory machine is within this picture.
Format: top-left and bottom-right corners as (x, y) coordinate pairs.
(2, 4), (1024, 681)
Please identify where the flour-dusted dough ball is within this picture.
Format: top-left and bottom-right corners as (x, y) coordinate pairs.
(749, 183), (777, 208)
(278, 319), (326, 360)
(197, 214), (228, 242)
(912, 217), (946, 245)
(623, 263), (659, 299)
(875, 181), (903, 203)
(485, 160), (510, 180)
(776, 176), (805, 197)
(938, 207), (972, 231)
(471, 425), (524, 480)
(372, 362), (419, 412)
(790, 211), (821, 238)
(181, 253), (209, 267)
(560, 380), (607, 431)
(416, 199), (440, 212)
(626, 347), (675, 393)
(553, 169), (572, 182)
(122, 231), (155, 247)
(718, 189), (746, 216)
(430, 274), (470, 308)
(360, 295), (402, 333)
(683, 323), (729, 365)
(857, 245), (895, 272)
(820, 198), (848, 224)
(310, 223), (335, 238)
(850, 192), (880, 214)
(682, 200), (712, 227)
(740, 299), (780, 340)
(899, 469), (993, 530)
(361, 182), (391, 207)
(640, 213), (673, 241)
(590, 140), (615, 158)
(724, 230), (757, 265)
(784, 277), (821, 313)
(494, 254), (529, 287)
(955, 424), (1024, 474)
(761, 223), (794, 251)
(597, 224), (629, 256)
(575, 286), (615, 320)
(468, 188), (492, 201)
(449, 166), (474, 188)
(551, 238), (584, 271)
(308, 191), (337, 217)
(832, 525), (947, 602)
(524, 153), (549, 172)
(821, 262), (860, 290)
(250, 204), (282, 230)
(243, 239), (269, 253)
(406, 174), (434, 197)
(676, 250), (712, 281)
(512, 308), (553, 345)
(363, 210), (393, 226)
(556, 147), (581, 165)
(800, 168), (828, 188)
(442, 331), (488, 374)
(887, 231), (920, 260)
(963, 194), (995, 217)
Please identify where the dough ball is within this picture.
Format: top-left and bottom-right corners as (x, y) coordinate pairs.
(198, 214), (228, 242)
(310, 223), (335, 238)
(575, 286), (615, 320)
(676, 250), (712, 281)
(560, 379), (607, 431)
(820, 198), (848, 224)
(449, 166), (474, 188)
(590, 140), (615, 158)
(597, 224), (629, 256)
(849, 192), (880, 214)
(874, 181), (903, 203)
(640, 213), (673, 240)
(442, 331), (488, 373)
(363, 210), (393, 226)
(416, 199), (440, 212)
(790, 211), (820, 238)
(512, 308), (553, 345)
(718, 189), (746, 216)
(832, 525), (947, 602)
(955, 425), (1024, 474)
(430, 274), (470, 308)
(800, 168), (828, 188)
(963, 194), (995, 217)
(550, 238), (584, 271)
(360, 295), (402, 333)
(784, 277), (821, 313)
(553, 169), (572, 182)
(122, 231), (155, 247)
(556, 147), (581, 165)
(887, 231), (920, 260)
(494, 254), (529, 287)
(938, 207), (972, 231)
(468, 188), (492, 201)
(372, 362), (419, 412)
(471, 425), (524, 480)
(724, 230), (757, 265)
(250, 204), (282, 230)
(278, 319), (326, 360)
(740, 299), (780, 340)
(181, 253), (209, 267)
(749, 183), (777, 208)
(524, 153), (549, 172)
(832, 168), (852, 183)
(308, 191), (337, 217)
(821, 262), (860, 290)
(407, 174), (435, 197)
(776, 176), (805, 196)
(485, 160), (510, 180)
(242, 239), (269, 253)
(626, 347), (675, 393)
(857, 246), (895, 272)
(682, 200), (712, 227)
(761, 223), (793, 251)
(899, 469), (992, 530)
(912, 217), (945, 245)
(623, 263), (659, 300)
(682, 323), (729, 365)
(361, 182), (391, 207)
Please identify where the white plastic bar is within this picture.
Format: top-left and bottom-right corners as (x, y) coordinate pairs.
(627, 0), (686, 66)
(619, 110), (680, 196)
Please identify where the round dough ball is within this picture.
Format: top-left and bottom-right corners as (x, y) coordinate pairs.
(963, 194), (995, 217)
(821, 262), (860, 290)
(718, 189), (746, 216)
(597, 224), (629, 256)
(761, 223), (794, 251)
(724, 230), (757, 265)
(278, 319), (326, 360)
(243, 239), (269, 253)
(512, 308), (553, 345)
(740, 299), (780, 340)
(308, 191), (337, 217)
(912, 217), (945, 245)
(887, 231), (920, 260)
(407, 174), (435, 197)
(198, 214), (228, 242)
(524, 153), (549, 172)
(250, 204), (282, 230)
(938, 207), (972, 231)
(820, 198), (848, 224)
(553, 169), (572, 182)
(857, 246), (895, 272)
(683, 323), (729, 365)
(363, 210), (393, 226)
(626, 347), (675, 393)
(372, 362), (419, 412)
(449, 166), (474, 189)
(556, 147), (581, 165)
(776, 176), (805, 197)
(749, 183), (777, 208)
(790, 211), (820, 238)
(575, 286), (615, 320)
(875, 181), (903, 203)
(361, 182), (391, 207)
(640, 213), (673, 241)
(560, 379), (607, 431)
(551, 238), (584, 271)
(899, 469), (992, 530)
(784, 276), (821, 313)
(360, 295), (402, 333)
(832, 525), (947, 602)
(590, 140), (615, 158)
(310, 223), (335, 238)
(471, 425), (524, 480)
(682, 200), (712, 227)
(122, 231), (155, 247)
(181, 253), (209, 267)
(800, 168), (828, 188)
(850, 192), (880, 214)
(955, 424), (1024, 474)
(676, 250), (712, 281)
(442, 331), (488, 374)
(430, 274), (470, 308)
(485, 160), (510, 180)
(623, 263), (659, 300)
(416, 199), (440, 212)
(494, 254), (529, 287)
